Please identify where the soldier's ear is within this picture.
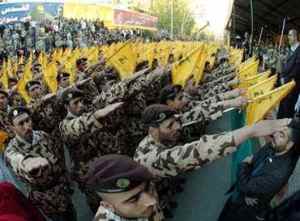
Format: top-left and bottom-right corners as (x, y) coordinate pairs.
(100, 201), (114, 211)
(149, 127), (159, 139)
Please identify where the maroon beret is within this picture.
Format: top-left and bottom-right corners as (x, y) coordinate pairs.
(85, 155), (153, 193)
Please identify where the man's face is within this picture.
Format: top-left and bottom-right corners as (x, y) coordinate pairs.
(16, 70), (24, 79)
(158, 117), (182, 145)
(0, 94), (8, 111)
(168, 92), (188, 111)
(59, 76), (70, 88)
(33, 65), (42, 75)
(12, 113), (33, 142)
(269, 129), (291, 152)
(68, 97), (84, 116)
(100, 182), (157, 219)
(185, 79), (198, 96)
(28, 84), (42, 99)
(9, 81), (17, 89)
(288, 30), (297, 45)
(79, 61), (88, 72)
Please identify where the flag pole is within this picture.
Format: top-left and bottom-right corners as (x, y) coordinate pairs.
(258, 26), (264, 46)
(279, 17), (287, 50)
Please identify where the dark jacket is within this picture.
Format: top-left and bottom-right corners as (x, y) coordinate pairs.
(218, 144), (300, 221)
(267, 190), (300, 221)
(278, 45), (300, 118)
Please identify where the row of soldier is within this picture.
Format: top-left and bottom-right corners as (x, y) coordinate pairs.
(0, 41), (299, 221)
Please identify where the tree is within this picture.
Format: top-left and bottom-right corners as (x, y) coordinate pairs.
(151, 0), (196, 38)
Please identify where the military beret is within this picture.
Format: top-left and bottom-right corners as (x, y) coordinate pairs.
(142, 104), (177, 128)
(8, 77), (18, 83)
(85, 154), (153, 193)
(56, 71), (70, 81)
(289, 117), (300, 145)
(76, 57), (88, 66)
(25, 80), (41, 92)
(0, 90), (8, 97)
(8, 106), (31, 123)
(61, 88), (84, 105)
(159, 84), (182, 104)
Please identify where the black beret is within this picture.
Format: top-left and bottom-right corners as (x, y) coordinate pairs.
(25, 80), (41, 92)
(0, 89), (8, 97)
(61, 88), (84, 105)
(85, 154), (153, 193)
(8, 106), (31, 123)
(8, 77), (18, 83)
(142, 104), (177, 128)
(76, 57), (88, 66)
(56, 71), (70, 81)
(159, 84), (182, 104)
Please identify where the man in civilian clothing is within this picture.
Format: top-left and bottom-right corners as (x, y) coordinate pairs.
(278, 29), (300, 118)
(218, 117), (300, 221)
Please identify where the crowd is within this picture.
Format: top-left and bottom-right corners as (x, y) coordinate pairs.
(0, 17), (300, 221)
(0, 18), (152, 62)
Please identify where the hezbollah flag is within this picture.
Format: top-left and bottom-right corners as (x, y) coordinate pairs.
(194, 46), (208, 84)
(0, 130), (8, 152)
(17, 62), (33, 103)
(238, 70), (271, 89)
(109, 43), (137, 80)
(246, 75), (278, 99)
(238, 59), (259, 80)
(172, 47), (201, 87)
(44, 62), (58, 93)
(246, 80), (295, 125)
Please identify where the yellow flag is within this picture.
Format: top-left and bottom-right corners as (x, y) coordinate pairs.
(44, 62), (58, 93)
(246, 80), (295, 125)
(172, 47), (201, 87)
(0, 68), (9, 90)
(238, 60), (259, 80)
(109, 43), (137, 79)
(239, 70), (271, 89)
(0, 130), (8, 152)
(17, 60), (33, 103)
(194, 46), (208, 84)
(246, 75), (277, 99)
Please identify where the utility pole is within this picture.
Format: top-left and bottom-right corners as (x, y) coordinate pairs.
(171, 0), (174, 39)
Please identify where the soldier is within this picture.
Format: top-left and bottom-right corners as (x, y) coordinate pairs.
(85, 154), (163, 221)
(4, 107), (76, 221)
(76, 57), (88, 81)
(159, 84), (247, 142)
(56, 71), (71, 97)
(31, 63), (43, 81)
(134, 104), (291, 178)
(59, 88), (124, 212)
(25, 80), (44, 109)
(0, 90), (14, 144)
(8, 91), (27, 108)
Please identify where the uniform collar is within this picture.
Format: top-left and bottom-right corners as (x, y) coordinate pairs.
(15, 130), (41, 146)
(66, 111), (80, 119)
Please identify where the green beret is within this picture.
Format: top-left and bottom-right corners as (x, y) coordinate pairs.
(62, 88), (84, 105)
(25, 80), (41, 92)
(8, 106), (31, 123)
(84, 154), (153, 193)
(142, 104), (177, 128)
(159, 84), (182, 104)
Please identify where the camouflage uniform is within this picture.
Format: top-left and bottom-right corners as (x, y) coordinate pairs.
(4, 131), (74, 217)
(134, 132), (236, 177)
(181, 94), (225, 142)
